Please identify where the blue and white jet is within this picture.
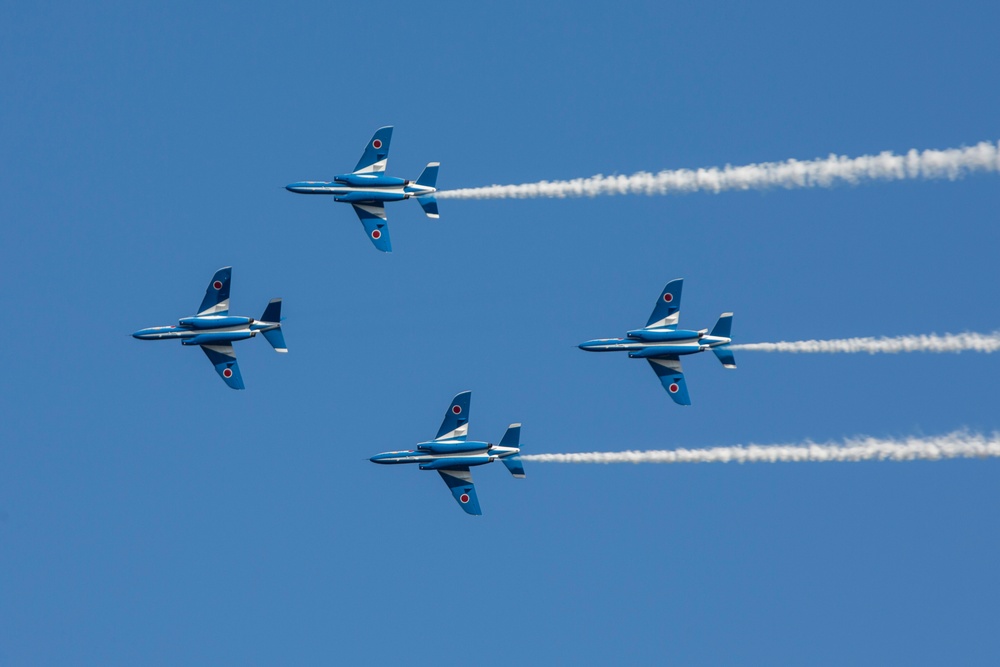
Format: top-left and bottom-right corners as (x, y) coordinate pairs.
(132, 267), (287, 390)
(578, 279), (735, 405)
(285, 126), (439, 252)
(369, 391), (525, 515)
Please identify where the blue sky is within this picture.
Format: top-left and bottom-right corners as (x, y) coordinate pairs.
(2, 2), (999, 664)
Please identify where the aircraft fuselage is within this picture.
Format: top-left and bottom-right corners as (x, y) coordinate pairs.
(578, 327), (731, 357)
(285, 175), (436, 203)
(369, 440), (521, 469)
(132, 315), (279, 344)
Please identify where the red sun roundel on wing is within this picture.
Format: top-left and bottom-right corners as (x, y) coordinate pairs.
(213, 281), (223, 290)
(452, 405), (462, 415)
(223, 368), (233, 379)
(668, 383), (679, 393)
(459, 493), (470, 503)
(663, 293), (673, 303)
(372, 139), (382, 149)
(371, 229), (381, 239)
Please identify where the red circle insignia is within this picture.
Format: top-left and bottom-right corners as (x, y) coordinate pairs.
(373, 139), (382, 149)
(371, 229), (381, 239)
(452, 405), (462, 414)
(668, 383), (679, 393)
(663, 293), (673, 303)
(223, 368), (233, 378)
(460, 494), (470, 503)
(213, 281), (223, 290)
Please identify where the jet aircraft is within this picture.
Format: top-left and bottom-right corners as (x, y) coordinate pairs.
(578, 279), (735, 405)
(132, 267), (286, 389)
(285, 126), (439, 252)
(369, 391), (524, 515)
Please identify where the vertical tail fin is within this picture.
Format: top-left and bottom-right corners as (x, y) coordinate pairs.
(710, 312), (734, 368)
(416, 162), (439, 188)
(710, 312), (733, 339)
(499, 424), (525, 478)
(415, 163), (440, 219)
(260, 299), (287, 353)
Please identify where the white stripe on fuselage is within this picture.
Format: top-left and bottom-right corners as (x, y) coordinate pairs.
(378, 445), (519, 464)
(142, 322), (278, 339)
(293, 185), (406, 195)
(586, 336), (729, 352)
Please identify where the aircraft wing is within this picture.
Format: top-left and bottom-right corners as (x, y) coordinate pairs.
(201, 344), (245, 390)
(351, 203), (392, 252)
(198, 267), (232, 316)
(646, 278), (683, 328)
(353, 126), (393, 174)
(647, 356), (691, 405)
(437, 467), (482, 515)
(435, 391), (471, 441)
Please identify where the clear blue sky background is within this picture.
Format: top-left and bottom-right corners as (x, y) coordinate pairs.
(2, 2), (999, 664)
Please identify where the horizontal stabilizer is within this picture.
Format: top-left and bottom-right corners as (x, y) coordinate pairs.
(713, 344), (736, 368)
(417, 195), (439, 218)
(262, 328), (287, 353)
(502, 454), (525, 478)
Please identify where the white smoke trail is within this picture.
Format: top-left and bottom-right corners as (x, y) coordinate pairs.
(731, 332), (1000, 354)
(522, 431), (1000, 465)
(438, 141), (1000, 199)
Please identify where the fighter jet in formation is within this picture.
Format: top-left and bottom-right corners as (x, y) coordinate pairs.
(578, 279), (735, 405)
(369, 391), (525, 515)
(132, 267), (286, 389)
(285, 126), (439, 252)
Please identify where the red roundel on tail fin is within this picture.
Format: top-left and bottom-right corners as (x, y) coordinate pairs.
(223, 368), (233, 379)
(373, 139), (382, 149)
(663, 293), (673, 303)
(459, 493), (470, 503)
(213, 281), (223, 290)
(371, 229), (381, 240)
(452, 405), (462, 415)
(668, 383), (679, 393)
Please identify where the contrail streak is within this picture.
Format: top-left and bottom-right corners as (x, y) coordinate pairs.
(730, 332), (1000, 354)
(438, 141), (1000, 199)
(522, 432), (1000, 465)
